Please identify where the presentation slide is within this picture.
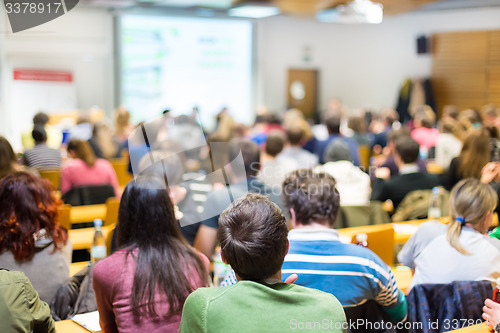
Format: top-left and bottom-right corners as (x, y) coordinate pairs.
(120, 15), (253, 131)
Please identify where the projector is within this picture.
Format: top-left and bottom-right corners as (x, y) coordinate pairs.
(316, 0), (383, 24)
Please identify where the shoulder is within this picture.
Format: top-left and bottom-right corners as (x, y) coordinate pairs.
(0, 269), (29, 285)
(93, 250), (131, 282)
(95, 159), (113, 169)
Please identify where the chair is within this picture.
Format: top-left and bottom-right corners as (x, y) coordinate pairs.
(39, 169), (61, 190)
(427, 162), (444, 175)
(337, 201), (390, 228)
(61, 185), (115, 206)
(110, 156), (133, 187)
(406, 280), (492, 333)
(57, 204), (71, 231)
(105, 224), (116, 255)
(358, 145), (371, 170)
(350, 225), (395, 266)
(104, 197), (120, 226)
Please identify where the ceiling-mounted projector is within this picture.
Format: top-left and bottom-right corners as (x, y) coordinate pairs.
(316, 0), (383, 24)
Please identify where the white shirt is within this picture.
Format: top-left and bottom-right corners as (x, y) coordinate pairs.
(315, 161), (371, 206)
(435, 133), (462, 170)
(277, 146), (318, 170)
(398, 221), (500, 289)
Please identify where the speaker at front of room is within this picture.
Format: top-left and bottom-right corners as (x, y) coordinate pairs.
(417, 35), (429, 54)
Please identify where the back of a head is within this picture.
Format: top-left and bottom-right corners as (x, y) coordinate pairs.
(459, 129), (491, 179)
(324, 140), (352, 163)
(138, 151), (184, 187)
(447, 178), (497, 254)
(32, 126), (47, 144)
(483, 104), (498, 119)
(414, 106), (435, 128)
(324, 115), (341, 135)
(347, 115), (366, 133)
(387, 127), (411, 144)
(32, 112), (49, 126)
(286, 126), (304, 146)
(117, 176), (182, 249)
(395, 137), (420, 164)
(265, 131), (285, 157)
(382, 108), (399, 126)
(0, 172), (67, 261)
(282, 169), (340, 227)
(0, 137), (17, 178)
(217, 193), (288, 281)
(228, 138), (260, 178)
(67, 139), (96, 167)
(443, 105), (459, 120)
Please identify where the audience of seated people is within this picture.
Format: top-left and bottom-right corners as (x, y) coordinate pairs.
(180, 193), (347, 333)
(0, 172), (72, 304)
(22, 126), (62, 171)
(3, 102), (500, 331)
(93, 176), (210, 332)
(398, 178), (500, 288)
(61, 139), (120, 197)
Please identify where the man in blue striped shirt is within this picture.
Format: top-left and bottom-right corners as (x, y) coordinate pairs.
(223, 169), (407, 324)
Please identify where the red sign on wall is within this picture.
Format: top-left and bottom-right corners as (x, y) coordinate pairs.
(13, 69), (73, 82)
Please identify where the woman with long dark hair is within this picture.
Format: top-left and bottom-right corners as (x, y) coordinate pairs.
(92, 176), (210, 332)
(0, 172), (71, 303)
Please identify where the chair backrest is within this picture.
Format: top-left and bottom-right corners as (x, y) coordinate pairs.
(337, 201), (390, 228)
(106, 224), (116, 256)
(62, 185), (115, 206)
(39, 169), (61, 190)
(57, 204), (71, 231)
(350, 225), (395, 266)
(406, 280), (492, 333)
(358, 145), (371, 170)
(110, 156), (133, 187)
(104, 197), (120, 226)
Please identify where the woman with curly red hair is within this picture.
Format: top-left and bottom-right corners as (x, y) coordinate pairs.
(0, 172), (72, 303)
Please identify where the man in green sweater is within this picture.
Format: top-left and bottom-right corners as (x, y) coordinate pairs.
(180, 193), (347, 332)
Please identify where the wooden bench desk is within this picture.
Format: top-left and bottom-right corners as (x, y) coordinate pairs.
(68, 224), (115, 251)
(70, 204), (107, 224)
(55, 319), (101, 333)
(445, 322), (489, 332)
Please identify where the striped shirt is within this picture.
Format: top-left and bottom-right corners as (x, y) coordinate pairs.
(222, 228), (407, 321)
(23, 144), (62, 170)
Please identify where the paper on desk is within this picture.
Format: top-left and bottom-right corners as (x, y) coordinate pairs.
(393, 224), (419, 235)
(72, 311), (101, 332)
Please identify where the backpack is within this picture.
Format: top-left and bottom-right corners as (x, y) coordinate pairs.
(392, 187), (449, 222)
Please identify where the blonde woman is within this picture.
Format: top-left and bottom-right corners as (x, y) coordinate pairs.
(398, 178), (500, 289)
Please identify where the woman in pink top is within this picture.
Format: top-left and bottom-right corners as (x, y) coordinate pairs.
(411, 106), (440, 151)
(61, 140), (120, 197)
(92, 176), (210, 333)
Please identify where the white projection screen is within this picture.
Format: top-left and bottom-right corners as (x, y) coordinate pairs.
(120, 15), (254, 130)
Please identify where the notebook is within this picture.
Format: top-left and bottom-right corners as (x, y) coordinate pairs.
(71, 311), (101, 332)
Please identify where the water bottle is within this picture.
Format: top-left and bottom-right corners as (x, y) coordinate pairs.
(428, 187), (441, 220)
(213, 246), (229, 287)
(355, 233), (368, 247)
(91, 219), (107, 264)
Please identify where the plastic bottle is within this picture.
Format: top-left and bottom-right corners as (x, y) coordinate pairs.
(213, 246), (229, 287)
(428, 187), (441, 219)
(493, 278), (500, 303)
(355, 233), (368, 247)
(91, 219), (107, 264)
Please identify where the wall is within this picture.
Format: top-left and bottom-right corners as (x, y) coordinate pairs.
(0, 7), (114, 149)
(255, 7), (500, 114)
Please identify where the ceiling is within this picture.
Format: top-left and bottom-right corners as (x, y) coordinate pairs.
(79, 0), (500, 17)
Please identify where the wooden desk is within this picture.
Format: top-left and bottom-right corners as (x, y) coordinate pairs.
(337, 217), (450, 245)
(391, 266), (412, 294)
(55, 319), (101, 333)
(68, 225), (114, 251)
(70, 261), (90, 276)
(445, 322), (489, 332)
(70, 204), (106, 224)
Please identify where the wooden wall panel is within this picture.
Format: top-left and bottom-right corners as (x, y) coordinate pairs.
(432, 30), (499, 113)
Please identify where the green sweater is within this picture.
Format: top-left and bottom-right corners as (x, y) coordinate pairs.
(180, 280), (347, 332)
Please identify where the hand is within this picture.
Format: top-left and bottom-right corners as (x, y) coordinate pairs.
(375, 167), (391, 180)
(284, 274), (298, 284)
(482, 299), (500, 330)
(482, 162), (500, 184)
(169, 185), (187, 205)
